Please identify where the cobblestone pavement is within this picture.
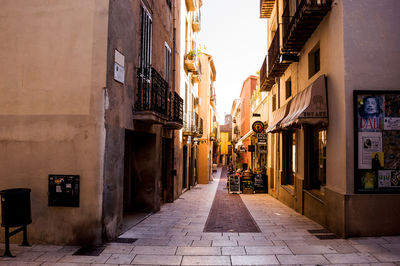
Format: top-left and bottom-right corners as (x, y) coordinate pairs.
(1, 167), (400, 265)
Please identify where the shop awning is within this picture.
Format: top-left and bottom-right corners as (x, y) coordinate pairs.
(265, 102), (291, 133)
(235, 130), (254, 149)
(280, 75), (328, 128)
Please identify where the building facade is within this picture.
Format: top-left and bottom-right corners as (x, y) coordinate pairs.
(180, 0), (203, 189)
(198, 53), (217, 184)
(235, 76), (258, 170)
(0, 0), (183, 244)
(259, 0), (400, 237)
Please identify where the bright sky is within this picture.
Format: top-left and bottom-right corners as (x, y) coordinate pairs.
(199, 0), (268, 123)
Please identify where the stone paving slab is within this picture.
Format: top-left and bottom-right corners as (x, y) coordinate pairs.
(1, 168), (400, 265)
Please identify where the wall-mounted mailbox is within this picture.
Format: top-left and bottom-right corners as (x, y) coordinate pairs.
(48, 175), (79, 207)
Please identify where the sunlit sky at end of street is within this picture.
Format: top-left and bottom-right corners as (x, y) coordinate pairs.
(199, 0), (267, 124)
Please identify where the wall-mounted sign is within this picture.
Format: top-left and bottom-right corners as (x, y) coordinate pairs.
(354, 90), (400, 193)
(114, 49), (125, 84)
(252, 121), (264, 133)
(257, 133), (267, 144)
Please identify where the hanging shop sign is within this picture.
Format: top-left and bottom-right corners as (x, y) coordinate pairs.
(257, 133), (267, 144)
(354, 90), (400, 193)
(258, 144), (267, 154)
(252, 121), (265, 133)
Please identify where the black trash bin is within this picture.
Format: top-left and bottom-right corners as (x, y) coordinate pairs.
(0, 188), (32, 257)
(0, 188), (32, 227)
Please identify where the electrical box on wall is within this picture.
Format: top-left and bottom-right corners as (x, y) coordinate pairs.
(48, 175), (80, 207)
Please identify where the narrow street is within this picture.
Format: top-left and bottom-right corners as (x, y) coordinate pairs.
(1, 168), (399, 265)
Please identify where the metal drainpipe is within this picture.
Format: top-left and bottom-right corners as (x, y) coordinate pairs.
(172, 0), (177, 199)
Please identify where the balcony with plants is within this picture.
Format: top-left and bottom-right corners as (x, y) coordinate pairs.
(184, 50), (197, 72)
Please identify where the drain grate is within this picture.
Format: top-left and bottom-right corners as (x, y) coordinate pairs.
(111, 238), (137, 244)
(73, 245), (105, 256)
(308, 229), (331, 234)
(314, 234), (339, 240)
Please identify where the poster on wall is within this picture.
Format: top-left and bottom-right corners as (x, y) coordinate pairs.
(357, 132), (382, 169)
(354, 91), (400, 193)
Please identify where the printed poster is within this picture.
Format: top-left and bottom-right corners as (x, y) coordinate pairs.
(357, 95), (384, 131)
(383, 131), (400, 169)
(360, 170), (376, 190)
(384, 94), (400, 130)
(378, 170), (391, 188)
(391, 170), (400, 187)
(358, 132), (382, 169)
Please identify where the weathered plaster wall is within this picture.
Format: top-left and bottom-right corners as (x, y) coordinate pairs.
(0, 0), (109, 244)
(102, 0), (139, 241)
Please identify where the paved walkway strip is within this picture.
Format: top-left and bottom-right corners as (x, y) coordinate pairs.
(204, 168), (261, 232)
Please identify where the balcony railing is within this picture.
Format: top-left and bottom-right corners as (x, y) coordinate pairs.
(135, 67), (169, 118)
(268, 28), (280, 76)
(134, 68), (183, 129)
(169, 91), (183, 126)
(282, 0), (332, 52)
(183, 111), (200, 136)
(198, 118), (203, 137)
(260, 55), (275, 92)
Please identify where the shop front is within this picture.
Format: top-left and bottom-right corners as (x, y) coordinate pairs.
(266, 75), (329, 225)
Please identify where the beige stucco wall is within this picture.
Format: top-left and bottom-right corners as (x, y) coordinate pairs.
(277, 0), (346, 194)
(0, 0), (109, 244)
(198, 54), (212, 184)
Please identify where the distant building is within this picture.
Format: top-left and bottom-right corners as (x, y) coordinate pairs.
(235, 76), (258, 170)
(198, 53), (217, 184)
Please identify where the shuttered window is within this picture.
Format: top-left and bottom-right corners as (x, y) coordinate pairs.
(165, 43), (171, 84)
(140, 6), (152, 79)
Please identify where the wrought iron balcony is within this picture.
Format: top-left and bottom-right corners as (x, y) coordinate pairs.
(165, 91), (184, 129)
(198, 118), (203, 137)
(260, 55), (275, 92)
(260, 0), (275, 19)
(134, 67), (170, 124)
(282, 0), (332, 53)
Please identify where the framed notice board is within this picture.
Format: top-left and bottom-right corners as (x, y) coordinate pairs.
(229, 175), (241, 194)
(354, 90), (400, 193)
(48, 175), (80, 207)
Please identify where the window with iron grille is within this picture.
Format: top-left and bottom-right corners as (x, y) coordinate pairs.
(140, 6), (152, 77)
(165, 43), (171, 84)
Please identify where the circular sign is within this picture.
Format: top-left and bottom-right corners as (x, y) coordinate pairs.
(252, 121), (264, 133)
